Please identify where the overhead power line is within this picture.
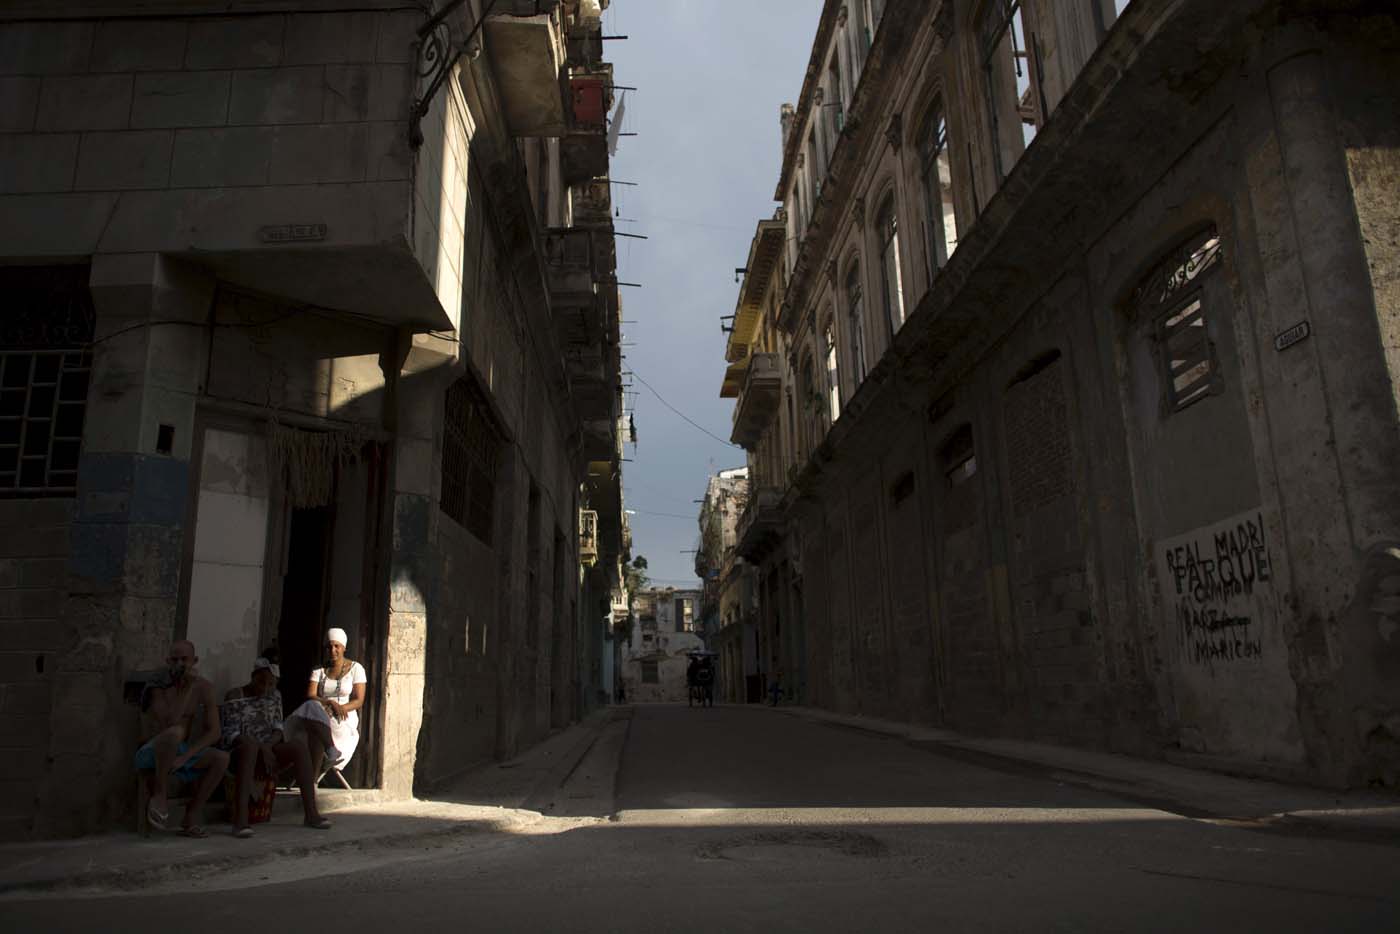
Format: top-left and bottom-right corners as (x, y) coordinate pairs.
(629, 368), (741, 450)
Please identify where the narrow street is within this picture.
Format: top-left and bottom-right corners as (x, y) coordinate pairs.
(5, 705), (1399, 932)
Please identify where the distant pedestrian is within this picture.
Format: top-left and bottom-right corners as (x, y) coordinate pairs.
(767, 672), (782, 707)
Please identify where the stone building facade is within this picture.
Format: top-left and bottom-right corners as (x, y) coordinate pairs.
(0, 0), (627, 838)
(620, 587), (701, 704)
(695, 467), (750, 702)
(721, 0), (1400, 786)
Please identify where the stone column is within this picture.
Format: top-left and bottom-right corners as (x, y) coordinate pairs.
(38, 254), (211, 836)
(377, 331), (455, 798)
(1265, 43), (1400, 783)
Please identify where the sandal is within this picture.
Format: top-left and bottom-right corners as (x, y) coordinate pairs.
(177, 825), (208, 839)
(233, 826), (255, 839)
(304, 817), (332, 830)
(146, 802), (169, 831)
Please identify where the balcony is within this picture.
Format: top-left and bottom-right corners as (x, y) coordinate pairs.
(483, 1), (568, 137)
(579, 508), (599, 566)
(581, 415), (618, 463)
(561, 68), (613, 184)
(570, 178), (612, 227)
(736, 488), (783, 561)
(729, 352), (782, 449)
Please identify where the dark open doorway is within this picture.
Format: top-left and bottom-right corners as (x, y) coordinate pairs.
(275, 505), (334, 717)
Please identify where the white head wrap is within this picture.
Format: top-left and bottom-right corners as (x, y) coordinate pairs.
(326, 628), (349, 647)
(252, 656), (280, 678)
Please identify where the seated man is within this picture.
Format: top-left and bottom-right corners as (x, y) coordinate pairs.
(223, 653), (332, 837)
(135, 640), (229, 837)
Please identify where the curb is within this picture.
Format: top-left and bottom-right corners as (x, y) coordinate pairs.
(772, 705), (1400, 842)
(0, 814), (520, 897)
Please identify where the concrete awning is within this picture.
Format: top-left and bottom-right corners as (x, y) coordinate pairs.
(483, 11), (566, 137)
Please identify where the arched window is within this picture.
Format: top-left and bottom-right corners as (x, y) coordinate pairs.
(980, 0), (1040, 180)
(823, 318), (841, 424)
(877, 196), (905, 335)
(918, 103), (958, 282)
(845, 263), (868, 388)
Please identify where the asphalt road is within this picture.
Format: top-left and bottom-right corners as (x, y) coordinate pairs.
(6, 705), (1400, 932)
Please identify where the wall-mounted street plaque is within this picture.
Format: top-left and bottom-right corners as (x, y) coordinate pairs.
(257, 223), (328, 243)
(1273, 320), (1311, 352)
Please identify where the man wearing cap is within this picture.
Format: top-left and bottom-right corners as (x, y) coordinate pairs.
(223, 652), (332, 836)
(284, 628), (369, 780)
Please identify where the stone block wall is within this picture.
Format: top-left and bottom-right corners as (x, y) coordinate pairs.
(0, 499), (73, 839)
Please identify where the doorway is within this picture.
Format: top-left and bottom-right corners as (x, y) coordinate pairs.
(274, 505), (334, 717)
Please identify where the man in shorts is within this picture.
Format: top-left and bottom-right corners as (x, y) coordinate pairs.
(135, 640), (229, 837)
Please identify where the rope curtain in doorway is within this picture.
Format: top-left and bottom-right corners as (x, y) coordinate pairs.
(270, 422), (367, 508)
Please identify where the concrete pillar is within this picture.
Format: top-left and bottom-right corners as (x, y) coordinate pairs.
(1265, 44), (1400, 783)
(37, 254), (211, 836)
(378, 331), (454, 798)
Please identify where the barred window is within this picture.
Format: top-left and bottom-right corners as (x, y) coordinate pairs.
(1, 266), (95, 498)
(1134, 227), (1224, 413)
(440, 376), (502, 543)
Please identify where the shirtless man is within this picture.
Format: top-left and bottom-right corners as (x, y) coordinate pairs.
(135, 640), (229, 837)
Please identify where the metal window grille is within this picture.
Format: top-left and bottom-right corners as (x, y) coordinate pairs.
(0, 265), (95, 498)
(1134, 228), (1224, 413)
(440, 376), (501, 543)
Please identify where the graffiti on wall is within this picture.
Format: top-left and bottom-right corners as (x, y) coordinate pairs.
(1158, 510), (1275, 668)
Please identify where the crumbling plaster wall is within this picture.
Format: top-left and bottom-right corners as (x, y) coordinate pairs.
(790, 6), (1400, 785)
(0, 499), (73, 839)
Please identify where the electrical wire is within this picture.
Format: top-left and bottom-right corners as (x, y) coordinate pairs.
(628, 508), (698, 520)
(629, 367), (741, 450)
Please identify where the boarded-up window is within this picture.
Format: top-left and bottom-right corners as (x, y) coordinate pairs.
(1005, 351), (1071, 516)
(440, 376), (502, 543)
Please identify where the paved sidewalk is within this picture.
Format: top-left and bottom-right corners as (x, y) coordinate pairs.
(0, 707), (620, 897)
(776, 704), (1400, 841)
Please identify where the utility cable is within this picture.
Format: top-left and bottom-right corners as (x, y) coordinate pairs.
(629, 367), (741, 450)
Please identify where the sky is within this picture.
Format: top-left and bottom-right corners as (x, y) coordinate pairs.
(603, 0), (823, 590)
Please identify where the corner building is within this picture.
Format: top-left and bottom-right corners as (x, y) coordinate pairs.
(0, 0), (628, 837)
(721, 0), (1400, 787)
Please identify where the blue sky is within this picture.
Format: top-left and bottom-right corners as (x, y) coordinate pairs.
(604, 0), (822, 589)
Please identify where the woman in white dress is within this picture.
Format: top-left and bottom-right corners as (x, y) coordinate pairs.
(285, 628), (367, 779)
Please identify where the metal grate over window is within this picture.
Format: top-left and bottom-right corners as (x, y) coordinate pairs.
(440, 375), (502, 544)
(1134, 227), (1224, 413)
(0, 265), (95, 498)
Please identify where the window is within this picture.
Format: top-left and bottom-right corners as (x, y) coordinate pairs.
(440, 375), (502, 543)
(827, 55), (845, 138)
(919, 103), (958, 281)
(877, 196), (905, 334)
(809, 128), (825, 193)
(981, 0), (1040, 180)
(846, 263), (868, 387)
(641, 659), (659, 683)
(942, 425), (977, 487)
(800, 352), (819, 454)
(823, 320), (841, 423)
(0, 265), (94, 498)
(1134, 228), (1225, 413)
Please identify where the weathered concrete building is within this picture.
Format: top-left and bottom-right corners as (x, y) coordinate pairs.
(695, 467), (754, 703)
(721, 0), (1400, 786)
(0, 0), (628, 838)
(620, 587), (701, 704)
